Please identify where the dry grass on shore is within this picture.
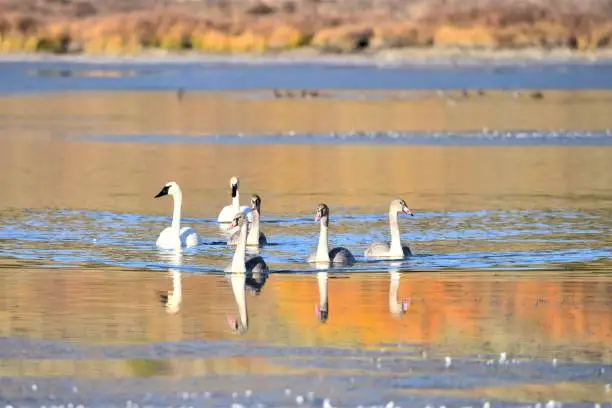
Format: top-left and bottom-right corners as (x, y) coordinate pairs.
(1, 0), (612, 55)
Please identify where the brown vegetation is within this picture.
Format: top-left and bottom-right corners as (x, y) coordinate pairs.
(1, 0), (612, 55)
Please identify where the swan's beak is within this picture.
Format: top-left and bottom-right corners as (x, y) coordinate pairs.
(315, 213), (321, 222)
(155, 185), (170, 198)
(403, 205), (414, 216)
(230, 219), (238, 228)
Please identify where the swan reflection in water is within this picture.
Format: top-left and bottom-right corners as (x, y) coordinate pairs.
(389, 262), (411, 317)
(158, 252), (184, 314)
(159, 269), (182, 314)
(313, 263), (410, 324)
(226, 269), (269, 334)
(315, 271), (329, 323)
(311, 260), (331, 324)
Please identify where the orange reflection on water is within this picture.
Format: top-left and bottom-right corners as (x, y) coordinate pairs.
(0, 269), (610, 364)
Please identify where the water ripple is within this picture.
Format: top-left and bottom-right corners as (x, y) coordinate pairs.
(1, 208), (611, 273)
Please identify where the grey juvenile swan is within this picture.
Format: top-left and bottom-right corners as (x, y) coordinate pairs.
(307, 203), (355, 265)
(225, 212), (268, 273)
(228, 194), (267, 246)
(364, 199), (414, 260)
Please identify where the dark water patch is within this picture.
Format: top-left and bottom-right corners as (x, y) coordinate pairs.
(76, 130), (612, 146)
(28, 68), (159, 79)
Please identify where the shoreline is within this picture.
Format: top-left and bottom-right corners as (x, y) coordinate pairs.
(2, 47), (612, 67)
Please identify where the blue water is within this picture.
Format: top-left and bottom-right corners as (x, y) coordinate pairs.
(2, 58), (612, 94)
(2, 58), (612, 408)
(1, 208), (611, 273)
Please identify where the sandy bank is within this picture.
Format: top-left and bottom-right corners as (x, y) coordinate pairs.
(1, 46), (612, 67)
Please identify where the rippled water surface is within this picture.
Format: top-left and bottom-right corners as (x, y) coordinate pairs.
(0, 61), (612, 407)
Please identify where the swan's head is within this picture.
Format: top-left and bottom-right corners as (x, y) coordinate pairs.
(230, 212), (247, 229)
(315, 203), (329, 222)
(230, 177), (239, 197)
(155, 181), (180, 198)
(391, 199), (413, 216)
(250, 194), (262, 211)
(315, 304), (329, 323)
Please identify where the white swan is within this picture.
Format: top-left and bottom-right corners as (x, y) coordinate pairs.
(224, 212), (268, 273)
(307, 203), (355, 265)
(217, 176), (252, 224)
(154, 181), (199, 250)
(228, 194), (267, 246)
(315, 271), (329, 323)
(364, 199), (414, 260)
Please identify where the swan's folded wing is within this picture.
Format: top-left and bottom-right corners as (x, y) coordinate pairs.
(217, 205), (236, 223)
(330, 247), (355, 265)
(180, 227), (199, 248)
(364, 241), (391, 257)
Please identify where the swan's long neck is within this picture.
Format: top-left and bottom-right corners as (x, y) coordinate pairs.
(230, 220), (248, 272)
(317, 271), (328, 313)
(389, 210), (402, 255)
(315, 216), (330, 262)
(231, 273), (248, 331)
(171, 191), (182, 232)
(231, 184), (240, 212)
(247, 206), (260, 246)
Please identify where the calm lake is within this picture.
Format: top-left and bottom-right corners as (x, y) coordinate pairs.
(0, 59), (611, 408)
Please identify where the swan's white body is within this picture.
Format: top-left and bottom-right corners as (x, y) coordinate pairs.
(225, 212), (268, 274)
(218, 204), (252, 223)
(364, 199), (413, 260)
(155, 181), (199, 250)
(217, 176), (253, 224)
(307, 204), (355, 265)
(228, 194), (267, 247)
(156, 227), (199, 250)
